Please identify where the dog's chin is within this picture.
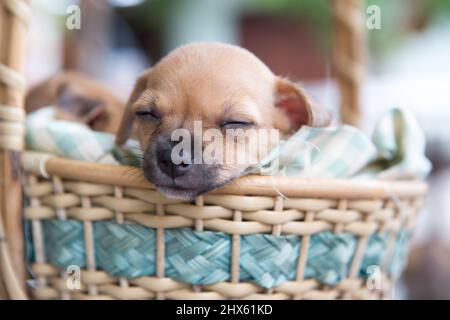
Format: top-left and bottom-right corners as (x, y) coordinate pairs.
(155, 178), (233, 200)
(144, 164), (246, 200)
(156, 186), (205, 201)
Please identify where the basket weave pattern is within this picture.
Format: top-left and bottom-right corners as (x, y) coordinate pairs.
(25, 171), (423, 300)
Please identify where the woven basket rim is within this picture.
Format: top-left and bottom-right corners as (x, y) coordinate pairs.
(23, 151), (428, 199)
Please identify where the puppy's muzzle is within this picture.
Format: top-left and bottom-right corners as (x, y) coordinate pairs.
(142, 135), (225, 200)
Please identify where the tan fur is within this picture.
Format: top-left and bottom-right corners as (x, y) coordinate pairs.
(26, 72), (124, 134)
(117, 42), (331, 199)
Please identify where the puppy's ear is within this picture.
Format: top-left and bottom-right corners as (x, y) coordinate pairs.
(56, 84), (106, 126)
(115, 70), (150, 146)
(274, 77), (331, 132)
(25, 77), (59, 113)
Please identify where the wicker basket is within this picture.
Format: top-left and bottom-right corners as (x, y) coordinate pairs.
(21, 154), (426, 300)
(0, 0), (428, 300)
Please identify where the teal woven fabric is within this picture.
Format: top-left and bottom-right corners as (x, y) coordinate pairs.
(165, 229), (230, 284)
(42, 220), (86, 269)
(29, 219), (411, 289)
(24, 220), (35, 263)
(389, 229), (412, 276)
(305, 232), (356, 284)
(95, 222), (156, 277)
(359, 232), (389, 277)
(240, 234), (300, 288)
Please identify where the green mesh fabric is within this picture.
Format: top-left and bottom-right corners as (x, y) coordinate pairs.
(29, 219), (411, 289)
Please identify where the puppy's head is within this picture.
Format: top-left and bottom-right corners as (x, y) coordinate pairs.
(117, 43), (330, 199)
(26, 72), (123, 134)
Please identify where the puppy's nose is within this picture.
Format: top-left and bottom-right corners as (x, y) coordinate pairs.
(157, 148), (192, 179)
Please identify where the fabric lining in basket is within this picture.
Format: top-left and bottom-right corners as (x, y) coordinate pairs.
(29, 220), (409, 289)
(23, 160), (425, 299)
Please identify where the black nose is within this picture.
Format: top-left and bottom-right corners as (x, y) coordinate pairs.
(157, 147), (192, 179)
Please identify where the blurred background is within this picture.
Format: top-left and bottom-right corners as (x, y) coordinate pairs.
(26, 0), (450, 299)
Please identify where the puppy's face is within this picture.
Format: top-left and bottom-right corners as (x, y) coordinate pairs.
(117, 43), (330, 200)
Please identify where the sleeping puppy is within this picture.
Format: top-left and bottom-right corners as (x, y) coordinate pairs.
(116, 42), (331, 199)
(25, 72), (123, 134)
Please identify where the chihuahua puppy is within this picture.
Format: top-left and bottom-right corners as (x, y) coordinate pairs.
(26, 72), (123, 134)
(116, 42), (330, 199)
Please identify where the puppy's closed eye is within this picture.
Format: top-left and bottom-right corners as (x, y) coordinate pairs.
(134, 108), (160, 122)
(220, 120), (255, 130)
